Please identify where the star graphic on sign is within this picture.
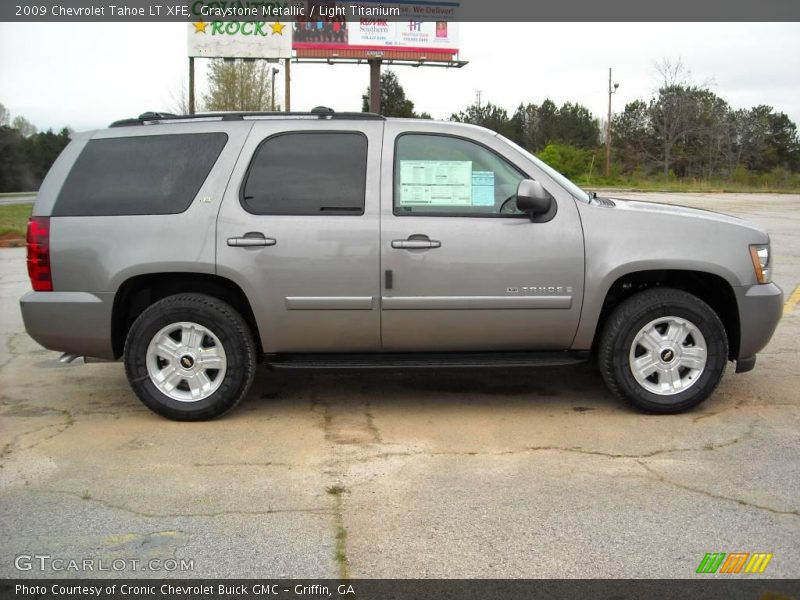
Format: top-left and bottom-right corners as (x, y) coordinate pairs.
(270, 21), (285, 35)
(193, 21), (207, 34)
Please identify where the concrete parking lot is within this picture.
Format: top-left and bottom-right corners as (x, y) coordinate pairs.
(1, 192), (798, 579)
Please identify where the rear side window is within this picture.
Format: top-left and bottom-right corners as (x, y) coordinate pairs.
(54, 133), (227, 216)
(241, 132), (367, 215)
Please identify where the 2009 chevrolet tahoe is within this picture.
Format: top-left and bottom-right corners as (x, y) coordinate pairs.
(20, 109), (783, 420)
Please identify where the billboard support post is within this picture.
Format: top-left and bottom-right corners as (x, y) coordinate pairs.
(188, 57), (195, 115)
(270, 65), (278, 111)
(369, 59), (382, 113)
(284, 58), (291, 112)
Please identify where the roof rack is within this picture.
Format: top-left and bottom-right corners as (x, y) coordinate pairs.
(109, 107), (385, 128)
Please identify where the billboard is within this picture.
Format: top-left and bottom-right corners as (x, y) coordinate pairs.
(188, 20), (293, 59)
(292, 1), (460, 61)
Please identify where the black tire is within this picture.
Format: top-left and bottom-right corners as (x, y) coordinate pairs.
(124, 293), (256, 421)
(598, 287), (728, 413)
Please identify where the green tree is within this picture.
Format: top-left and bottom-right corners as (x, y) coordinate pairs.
(509, 100), (598, 152)
(450, 102), (514, 138)
(537, 143), (593, 178)
(555, 102), (600, 148)
(509, 102), (540, 151)
(12, 115), (37, 138)
(765, 111), (800, 172)
(23, 128), (72, 183)
(0, 126), (31, 192)
(361, 69), (418, 117)
(0, 106), (72, 191)
(204, 59), (278, 111)
(612, 100), (654, 174)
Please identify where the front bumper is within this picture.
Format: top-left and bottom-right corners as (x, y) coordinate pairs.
(20, 291), (115, 360)
(733, 282), (783, 368)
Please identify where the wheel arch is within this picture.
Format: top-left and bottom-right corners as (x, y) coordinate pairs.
(111, 272), (261, 359)
(590, 269), (740, 360)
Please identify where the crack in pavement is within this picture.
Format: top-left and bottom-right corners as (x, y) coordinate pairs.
(192, 462), (296, 468)
(37, 489), (335, 519)
(342, 421), (759, 465)
(635, 461), (800, 518)
(311, 388), (385, 579)
(0, 407), (74, 463)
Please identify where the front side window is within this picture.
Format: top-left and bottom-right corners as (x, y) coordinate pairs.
(242, 132), (367, 215)
(394, 134), (527, 217)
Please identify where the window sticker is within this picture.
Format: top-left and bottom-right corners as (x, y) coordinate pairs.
(471, 171), (495, 206)
(399, 160), (473, 206)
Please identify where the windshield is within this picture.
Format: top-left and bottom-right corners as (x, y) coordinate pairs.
(496, 134), (592, 204)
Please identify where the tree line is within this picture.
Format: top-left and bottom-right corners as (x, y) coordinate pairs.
(0, 104), (72, 193)
(377, 62), (800, 187)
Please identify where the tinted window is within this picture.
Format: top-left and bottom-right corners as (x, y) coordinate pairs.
(242, 132), (367, 215)
(394, 134), (527, 217)
(54, 133), (227, 216)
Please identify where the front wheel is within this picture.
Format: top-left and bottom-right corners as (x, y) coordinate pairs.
(124, 294), (256, 421)
(598, 288), (728, 413)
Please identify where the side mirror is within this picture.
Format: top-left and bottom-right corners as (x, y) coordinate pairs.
(515, 179), (556, 222)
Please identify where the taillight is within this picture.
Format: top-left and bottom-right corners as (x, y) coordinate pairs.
(27, 216), (53, 291)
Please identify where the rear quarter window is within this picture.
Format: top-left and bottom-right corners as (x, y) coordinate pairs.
(53, 132), (228, 216)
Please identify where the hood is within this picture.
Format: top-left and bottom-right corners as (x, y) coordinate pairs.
(605, 197), (767, 236)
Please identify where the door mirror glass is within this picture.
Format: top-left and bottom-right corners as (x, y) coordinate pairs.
(516, 179), (555, 222)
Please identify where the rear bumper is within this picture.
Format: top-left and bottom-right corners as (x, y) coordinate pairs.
(20, 291), (115, 360)
(733, 282), (783, 366)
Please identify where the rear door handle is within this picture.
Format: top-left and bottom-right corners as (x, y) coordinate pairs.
(227, 233), (277, 247)
(391, 235), (441, 250)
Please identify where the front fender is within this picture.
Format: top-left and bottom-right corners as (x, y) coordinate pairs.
(571, 201), (760, 350)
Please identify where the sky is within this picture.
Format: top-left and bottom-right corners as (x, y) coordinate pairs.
(1, 22), (799, 132)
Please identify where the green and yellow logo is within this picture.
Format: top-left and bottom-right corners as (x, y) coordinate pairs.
(696, 552), (773, 574)
(194, 20), (286, 36)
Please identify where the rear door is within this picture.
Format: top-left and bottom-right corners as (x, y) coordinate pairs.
(217, 119), (383, 353)
(379, 121), (585, 351)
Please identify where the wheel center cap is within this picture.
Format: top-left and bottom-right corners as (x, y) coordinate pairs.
(180, 355), (195, 369)
(660, 348), (675, 363)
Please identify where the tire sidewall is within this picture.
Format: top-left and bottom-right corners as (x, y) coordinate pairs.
(125, 297), (253, 420)
(610, 294), (727, 412)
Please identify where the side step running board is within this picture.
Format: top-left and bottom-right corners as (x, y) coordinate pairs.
(265, 351), (590, 370)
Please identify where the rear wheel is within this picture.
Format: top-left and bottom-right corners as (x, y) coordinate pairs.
(124, 293), (256, 421)
(598, 288), (728, 413)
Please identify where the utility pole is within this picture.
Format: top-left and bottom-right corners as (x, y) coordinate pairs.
(605, 68), (619, 177)
(475, 89), (482, 109)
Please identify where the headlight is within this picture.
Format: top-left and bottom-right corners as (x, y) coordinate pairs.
(749, 244), (771, 284)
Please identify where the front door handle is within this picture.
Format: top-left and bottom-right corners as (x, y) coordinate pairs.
(227, 233), (277, 247)
(391, 235), (441, 250)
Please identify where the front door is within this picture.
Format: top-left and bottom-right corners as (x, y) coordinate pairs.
(217, 119), (383, 353)
(379, 122), (585, 351)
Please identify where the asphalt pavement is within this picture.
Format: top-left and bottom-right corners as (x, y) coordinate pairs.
(0, 195), (35, 206)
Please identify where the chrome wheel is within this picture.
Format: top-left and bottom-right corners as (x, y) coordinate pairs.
(629, 316), (707, 396)
(145, 321), (227, 402)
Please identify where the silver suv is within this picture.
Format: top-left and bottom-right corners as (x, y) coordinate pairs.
(20, 110), (783, 420)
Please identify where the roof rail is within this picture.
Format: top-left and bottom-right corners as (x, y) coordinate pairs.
(109, 107), (385, 128)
